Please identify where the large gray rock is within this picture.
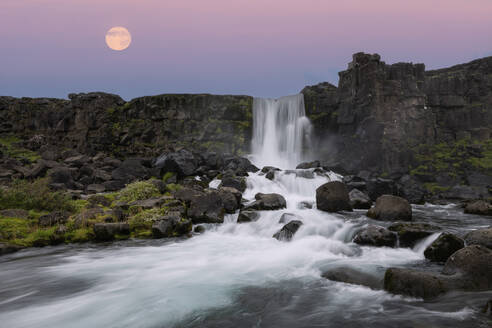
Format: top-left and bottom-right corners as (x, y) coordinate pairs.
(155, 149), (198, 177)
(367, 195), (412, 221)
(353, 225), (397, 247)
(187, 190), (225, 224)
(464, 200), (492, 216)
(316, 181), (352, 212)
(348, 189), (372, 209)
(273, 220), (303, 241)
(388, 222), (440, 247)
(322, 266), (382, 290)
(219, 176), (247, 192)
(243, 193), (286, 211)
(237, 211), (259, 223)
(464, 227), (492, 249)
(111, 158), (149, 184)
(384, 268), (452, 299)
(152, 213), (192, 238)
(424, 233), (464, 262)
(93, 223), (130, 241)
(218, 187), (242, 214)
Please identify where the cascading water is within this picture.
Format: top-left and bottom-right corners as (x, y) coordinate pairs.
(0, 95), (488, 328)
(251, 94), (312, 169)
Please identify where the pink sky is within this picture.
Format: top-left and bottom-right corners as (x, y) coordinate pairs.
(1, 0), (491, 99)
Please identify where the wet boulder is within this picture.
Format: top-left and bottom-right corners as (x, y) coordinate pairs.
(464, 200), (492, 216)
(219, 176), (247, 193)
(316, 181), (352, 212)
(273, 220), (303, 241)
(237, 210), (260, 223)
(424, 233), (464, 262)
(93, 223), (130, 241)
(152, 213), (192, 238)
(367, 195), (412, 221)
(296, 160), (320, 169)
(384, 268), (452, 299)
(353, 225), (397, 247)
(243, 193), (287, 211)
(388, 222), (440, 247)
(464, 227), (492, 249)
(322, 266), (382, 290)
(218, 187), (242, 214)
(187, 190), (225, 224)
(154, 149), (198, 178)
(348, 189), (372, 209)
(0, 243), (23, 256)
(278, 213), (303, 224)
(442, 245), (492, 290)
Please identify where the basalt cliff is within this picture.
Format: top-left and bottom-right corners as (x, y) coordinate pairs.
(0, 53), (491, 201)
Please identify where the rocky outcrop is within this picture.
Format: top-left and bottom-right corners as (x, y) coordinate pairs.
(464, 227), (492, 249)
(316, 181), (352, 212)
(424, 233), (464, 262)
(367, 195), (412, 221)
(353, 225), (397, 247)
(93, 223), (130, 241)
(151, 213), (192, 238)
(237, 210), (259, 223)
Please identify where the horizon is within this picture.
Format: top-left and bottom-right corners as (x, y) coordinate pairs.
(1, 0), (492, 100)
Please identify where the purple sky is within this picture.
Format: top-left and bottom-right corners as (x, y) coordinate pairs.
(1, 0), (492, 100)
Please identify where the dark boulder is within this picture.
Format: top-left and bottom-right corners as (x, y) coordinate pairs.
(86, 184), (106, 194)
(49, 166), (76, 188)
(464, 227), (492, 249)
(366, 178), (398, 201)
(348, 189), (372, 209)
(194, 225), (205, 233)
(322, 266), (382, 290)
(152, 213), (192, 238)
(243, 193), (287, 211)
(367, 195), (412, 221)
(111, 158), (149, 184)
(93, 223), (130, 241)
(316, 181), (352, 212)
(384, 268), (451, 299)
(38, 211), (70, 227)
(223, 156), (259, 175)
(88, 195), (112, 207)
(102, 180), (126, 192)
(237, 210), (260, 223)
(442, 245), (492, 290)
(187, 190), (225, 224)
(424, 233), (464, 262)
(218, 187), (242, 214)
(296, 160), (320, 169)
(154, 149), (198, 177)
(353, 225), (397, 247)
(398, 175), (427, 204)
(219, 176), (247, 193)
(388, 222), (440, 247)
(149, 179), (167, 194)
(464, 200), (492, 216)
(273, 220), (303, 241)
(278, 213), (303, 224)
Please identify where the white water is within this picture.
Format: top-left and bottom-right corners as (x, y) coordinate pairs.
(250, 94), (313, 169)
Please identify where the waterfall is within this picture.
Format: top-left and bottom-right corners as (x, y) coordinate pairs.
(251, 94), (313, 169)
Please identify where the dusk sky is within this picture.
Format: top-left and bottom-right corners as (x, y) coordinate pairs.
(1, 0), (492, 100)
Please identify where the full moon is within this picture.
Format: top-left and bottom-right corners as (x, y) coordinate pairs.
(105, 26), (131, 51)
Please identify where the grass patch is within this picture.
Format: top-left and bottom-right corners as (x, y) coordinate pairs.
(0, 135), (40, 162)
(117, 180), (161, 203)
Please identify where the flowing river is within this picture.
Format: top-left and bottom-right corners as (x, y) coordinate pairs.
(0, 95), (490, 327)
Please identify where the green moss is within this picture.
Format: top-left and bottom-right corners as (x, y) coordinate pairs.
(166, 183), (182, 192)
(0, 179), (75, 212)
(0, 217), (30, 240)
(423, 183), (451, 194)
(117, 180), (161, 203)
(0, 135), (40, 162)
(67, 228), (93, 243)
(20, 228), (58, 247)
(162, 172), (175, 182)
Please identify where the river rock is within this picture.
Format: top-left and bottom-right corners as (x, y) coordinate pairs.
(384, 268), (452, 299)
(348, 189), (372, 209)
(237, 210), (259, 223)
(442, 245), (492, 290)
(464, 200), (492, 216)
(278, 213), (303, 224)
(38, 211), (70, 227)
(316, 181), (352, 212)
(154, 149), (198, 177)
(218, 187), (242, 213)
(353, 225), (397, 247)
(424, 233), (464, 262)
(152, 213), (192, 238)
(296, 160), (321, 169)
(187, 190), (225, 224)
(219, 176), (246, 192)
(273, 220), (303, 241)
(388, 222), (441, 247)
(93, 223), (130, 241)
(322, 266), (382, 289)
(464, 227), (492, 249)
(367, 195), (412, 221)
(243, 193), (287, 211)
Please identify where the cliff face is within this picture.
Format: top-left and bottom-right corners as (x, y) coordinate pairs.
(303, 53), (492, 196)
(0, 93), (253, 158)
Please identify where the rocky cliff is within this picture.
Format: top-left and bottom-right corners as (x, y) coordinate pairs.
(303, 53), (492, 199)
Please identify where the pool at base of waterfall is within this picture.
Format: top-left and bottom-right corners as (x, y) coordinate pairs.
(0, 169), (491, 328)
